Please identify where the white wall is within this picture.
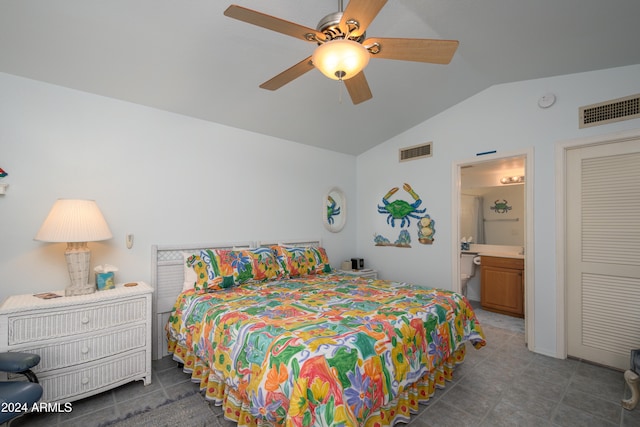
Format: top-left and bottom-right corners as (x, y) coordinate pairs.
(0, 73), (357, 302)
(356, 64), (640, 357)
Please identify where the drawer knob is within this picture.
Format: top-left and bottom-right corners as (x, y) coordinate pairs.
(81, 316), (90, 324)
(81, 377), (89, 385)
(81, 346), (89, 354)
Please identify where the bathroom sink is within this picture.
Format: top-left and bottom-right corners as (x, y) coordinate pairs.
(468, 244), (524, 259)
(478, 252), (524, 259)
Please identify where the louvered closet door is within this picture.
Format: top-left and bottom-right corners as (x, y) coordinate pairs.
(566, 137), (640, 370)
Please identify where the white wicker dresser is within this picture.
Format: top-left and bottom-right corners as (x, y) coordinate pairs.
(0, 282), (152, 404)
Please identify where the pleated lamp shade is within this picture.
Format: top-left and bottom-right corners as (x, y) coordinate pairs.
(35, 199), (112, 243)
(35, 199), (112, 296)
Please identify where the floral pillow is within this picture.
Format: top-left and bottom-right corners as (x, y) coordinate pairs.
(182, 252), (199, 291)
(271, 245), (331, 277)
(187, 247), (285, 291)
(185, 251), (216, 291)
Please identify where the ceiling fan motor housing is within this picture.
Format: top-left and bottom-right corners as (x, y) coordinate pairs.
(316, 11), (365, 42)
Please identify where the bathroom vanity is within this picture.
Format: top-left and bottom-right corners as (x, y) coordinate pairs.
(480, 255), (524, 318)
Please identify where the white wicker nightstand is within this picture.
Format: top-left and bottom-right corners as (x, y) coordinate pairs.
(0, 282), (152, 403)
(338, 269), (378, 280)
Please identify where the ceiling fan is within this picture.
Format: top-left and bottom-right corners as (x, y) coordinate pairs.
(224, 0), (459, 105)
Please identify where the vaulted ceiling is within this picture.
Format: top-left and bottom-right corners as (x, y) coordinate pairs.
(2, 0), (639, 155)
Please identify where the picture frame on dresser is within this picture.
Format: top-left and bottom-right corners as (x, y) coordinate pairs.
(0, 282), (153, 404)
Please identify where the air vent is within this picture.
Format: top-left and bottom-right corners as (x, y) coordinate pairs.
(399, 142), (432, 162)
(579, 94), (640, 128)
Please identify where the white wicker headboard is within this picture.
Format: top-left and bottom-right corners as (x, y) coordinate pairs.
(150, 241), (252, 359)
(150, 238), (321, 359)
(257, 238), (322, 248)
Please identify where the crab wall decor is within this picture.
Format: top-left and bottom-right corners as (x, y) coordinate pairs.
(377, 183), (426, 227)
(326, 195), (341, 225)
(323, 187), (346, 233)
(490, 199), (512, 214)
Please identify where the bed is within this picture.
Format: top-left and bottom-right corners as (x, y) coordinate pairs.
(153, 239), (486, 426)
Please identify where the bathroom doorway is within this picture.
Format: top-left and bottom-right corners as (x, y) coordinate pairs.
(452, 148), (534, 349)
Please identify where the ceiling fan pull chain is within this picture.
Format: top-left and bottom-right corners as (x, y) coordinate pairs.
(338, 80), (344, 104)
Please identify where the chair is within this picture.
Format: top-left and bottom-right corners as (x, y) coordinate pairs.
(0, 352), (43, 424)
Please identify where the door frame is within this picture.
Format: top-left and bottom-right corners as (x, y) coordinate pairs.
(452, 147), (535, 351)
(555, 128), (640, 359)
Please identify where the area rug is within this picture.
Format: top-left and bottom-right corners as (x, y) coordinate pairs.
(101, 391), (220, 427)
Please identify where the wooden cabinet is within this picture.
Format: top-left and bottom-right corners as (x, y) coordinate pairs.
(0, 282), (152, 403)
(480, 256), (524, 318)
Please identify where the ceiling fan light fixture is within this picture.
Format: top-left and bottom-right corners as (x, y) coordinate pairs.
(312, 38), (370, 81)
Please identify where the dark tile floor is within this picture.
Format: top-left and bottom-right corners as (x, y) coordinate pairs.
(7, 354), (203, 427)
(412, 323), (640, 427)
(8, 311), (640, 427)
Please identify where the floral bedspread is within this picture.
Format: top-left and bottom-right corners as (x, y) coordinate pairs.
(166, 273), (485, 426)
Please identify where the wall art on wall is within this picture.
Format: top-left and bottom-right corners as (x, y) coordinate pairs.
(489, 199), (512, 214)
(0, 167), (8, 195)
(417, 215), (435, 244)
(377, 183), (425, 227)
(375, 182), (437, 247)
(323, 187), (346, 232)
(327, 195), (341, 224)
(373, 230), (412, 248)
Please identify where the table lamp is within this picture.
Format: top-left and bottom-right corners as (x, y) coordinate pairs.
(35, 199), (113, 296)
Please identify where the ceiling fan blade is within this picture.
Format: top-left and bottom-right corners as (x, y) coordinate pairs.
(340, 0), (387, 38)
(344, 72), (373, 105)
(259, 56), (315, 91)
(364, 37), (459, 64)
(224, 5), (325, 42)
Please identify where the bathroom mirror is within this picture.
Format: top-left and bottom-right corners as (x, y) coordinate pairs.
(461, 157), (525, 246)
(323, 187), (346, 232)
(461, 185), (524, 245)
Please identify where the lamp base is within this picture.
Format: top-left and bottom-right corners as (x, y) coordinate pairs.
(64, 242), (95, 296)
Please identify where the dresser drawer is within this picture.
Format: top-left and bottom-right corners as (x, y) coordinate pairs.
(39, 349), (147, 403)
(9, 324), (147, 377)
(7, 297), (147, 345)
